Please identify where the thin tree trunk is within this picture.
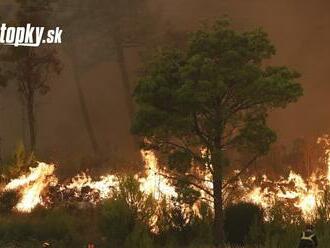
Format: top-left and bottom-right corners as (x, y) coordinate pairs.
(26, 95), (36, 152)
(212, 150), (225, 248)
(21, 101), (27, 148)
(114, 37), (134, 121)
(113, 33), (141, 149)
(73, 67), (100, 155)
(213, 174), (225, 247)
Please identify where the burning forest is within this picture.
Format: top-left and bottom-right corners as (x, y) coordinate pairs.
(4, 135), (330, 225)
(1, 1), (330, 247)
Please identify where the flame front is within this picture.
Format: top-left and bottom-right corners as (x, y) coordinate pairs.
(3, 136), (330, 223)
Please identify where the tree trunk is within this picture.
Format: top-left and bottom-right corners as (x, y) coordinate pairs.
(212, 150), (225, 248)
(73, 67), (100, 155)
(21, 101), (27, 148)
(113, 33), (141, 150)
(26, 95), (36, 152)
(114, 34), (134, 121)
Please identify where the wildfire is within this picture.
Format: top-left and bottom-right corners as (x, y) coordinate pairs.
(66, 173), (119, 199)
(2, 151), (177, 214)
(239, 145), (330, 222)
(4, 162), (57, 212)
(240, 171), (325, 221)
(2, 135), (330, 223)
(139, 150), (177, 200)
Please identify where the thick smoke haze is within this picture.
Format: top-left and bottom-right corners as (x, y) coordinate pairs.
(0, 0), (329, 167)
(161, 0), (330, 141)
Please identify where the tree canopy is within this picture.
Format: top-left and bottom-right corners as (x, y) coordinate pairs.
(133, 20), (302, 157)
(132, 19), (303, 247)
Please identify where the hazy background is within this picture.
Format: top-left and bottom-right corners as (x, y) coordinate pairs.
(0, 0), (329, 168)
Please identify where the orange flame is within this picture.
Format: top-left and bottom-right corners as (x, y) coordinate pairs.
(3, 135), (330, 224)
(4, 162), (57, 212)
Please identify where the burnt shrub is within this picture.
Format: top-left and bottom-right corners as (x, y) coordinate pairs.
(224, 202), (265, 246)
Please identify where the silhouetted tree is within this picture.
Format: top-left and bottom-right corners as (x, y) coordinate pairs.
(55, 0), (159, 151)
(2, 0), (61, 152)
(132, 19), (303, 247)
(97, 0), (157, 120)
(54, 1), (115, 154)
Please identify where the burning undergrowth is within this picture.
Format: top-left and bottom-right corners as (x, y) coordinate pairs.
(0, 150), (183, 230)
(2, 136), (330, 228)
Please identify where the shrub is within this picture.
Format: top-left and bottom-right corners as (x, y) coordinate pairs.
(155, 202), (213, 247)
(224, 202), (265, 246)
(32, 209), (76, 243)
(0, 215), (34, 242)
(124, 223), (154, 248)
(99, 199), (136, 246)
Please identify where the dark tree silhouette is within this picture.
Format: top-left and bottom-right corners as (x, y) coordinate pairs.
(55, 0), (158, 151)
(1, 0), (61, 152)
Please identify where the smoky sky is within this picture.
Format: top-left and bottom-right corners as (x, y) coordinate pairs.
(0, 0), (329, 166)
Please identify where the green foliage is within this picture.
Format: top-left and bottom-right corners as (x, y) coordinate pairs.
(100, 176), (156, 247)
(132, 18), (302, 160)
(224, 202), (265, 246)
(100, 199), (136, 246)
(168, 151), (192, 173)
(132, 17), (303, 246)
(124, 223), (154, 248)
(0, 207), (98, 247)
(155, 202), (213, 247)
(0, 215), (34, 242)
(115, 175), (157, 224)
(175, 181), (201, 206)
(32, 209), (76, 243)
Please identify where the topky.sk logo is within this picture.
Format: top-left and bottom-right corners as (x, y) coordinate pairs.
(0, 23), (63, 47)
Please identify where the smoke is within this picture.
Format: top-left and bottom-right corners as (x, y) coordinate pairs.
(0, 0), (329, 168)
(159, 0), (330, 142)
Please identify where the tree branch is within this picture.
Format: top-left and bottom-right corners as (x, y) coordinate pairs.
(159, 140), (205, 165)
(157, 171), (214, 198)
(193, 113), (212, 147)
(223, 155), (258, 189)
